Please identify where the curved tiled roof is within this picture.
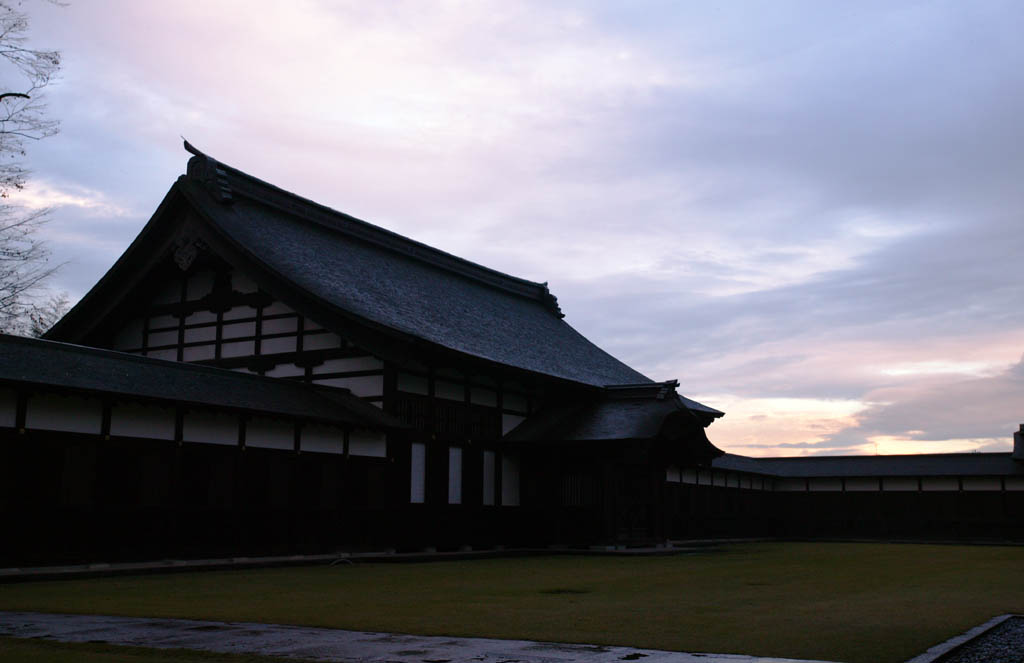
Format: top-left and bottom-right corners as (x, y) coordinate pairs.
(505, 382), (724, 464)
(177, 148), (653, 388)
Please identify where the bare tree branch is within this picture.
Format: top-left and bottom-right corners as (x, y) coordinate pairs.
(0, 0), (64, 334)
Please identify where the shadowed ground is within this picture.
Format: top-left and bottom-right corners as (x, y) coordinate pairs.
(1, 543), (1021, 663)
(0, 636), (317, 662)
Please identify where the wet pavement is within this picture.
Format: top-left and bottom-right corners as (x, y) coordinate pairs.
(0, 611), (838, 663)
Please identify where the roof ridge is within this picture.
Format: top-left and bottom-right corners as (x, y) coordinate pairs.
(183, 142), (564, 317)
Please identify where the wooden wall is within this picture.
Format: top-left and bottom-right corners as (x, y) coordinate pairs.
(664, 469), (1024, 541)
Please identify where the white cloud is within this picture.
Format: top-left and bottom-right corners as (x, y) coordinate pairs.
(21, 0), (1024, 459)
(7, 180), (132, 218)
(698, 394), (869, 457)
(878, 360), (1003, 378)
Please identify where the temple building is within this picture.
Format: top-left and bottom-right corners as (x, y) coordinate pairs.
(1, 143), (1021, 565)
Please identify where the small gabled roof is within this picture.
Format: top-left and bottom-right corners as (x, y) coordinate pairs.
(51, 143), (656, 390)
(0, 334), (403, 430)
(713, 452), (1024, 478)
(505, 381), (724, 463)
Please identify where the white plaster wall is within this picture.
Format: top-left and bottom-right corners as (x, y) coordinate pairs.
(665, 465), (681, 483)
(182, 345), (216, 362)
(315, 375), (383, 397)
(349, 430), (386, 457)
(776, 478), (807, 492)
(845, 477), (879, 491)
(303, 333), (342, 350)
(501, 414), (525, 435)
(260, 335), (297, 355)
(262, 317), (298, 334)
(147, 348), (178, 361)
(1005, 477), (1024, 491)
(963, 476), (1001, 491)
(682, 468), (698, 484)
(301, 425), (344, 454)
(313, 357), (383, 374)
(110, 403), (175, 440)
(448, 446), (463, 504)
(482, 450), (496, 505)
(247, 417), (294, 450)
(25, 393), (102, 434)
(184, 326), (217, 343)
(922, 477), (959, 491)
(410, 442), (426, 503)
(712, 472), (727, 487)
(147, 330), (178, 347)
(501, 452), (520, 506)
(727, 473), (739, 488)
(809, 478), (843, 492)
(221, 340), (255, 358)
(0, 388), (17, 427)
(397, 373), (428, 395)
(882, 477), (918, 491)
(222, 321), (256, 338)
(183, 411), (238, 445)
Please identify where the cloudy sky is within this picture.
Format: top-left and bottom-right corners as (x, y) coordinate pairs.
(13, 0), (1024, 456)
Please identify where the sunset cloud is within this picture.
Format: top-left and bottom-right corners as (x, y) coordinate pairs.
(23, 1), (1024, 456)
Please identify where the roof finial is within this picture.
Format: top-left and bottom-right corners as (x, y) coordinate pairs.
(183, 138), (233, 204)
(183, 137), (204, 157)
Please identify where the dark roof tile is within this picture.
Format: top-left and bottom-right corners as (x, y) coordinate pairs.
(179, 153), (652, 388)
(506, 383), (723, 462)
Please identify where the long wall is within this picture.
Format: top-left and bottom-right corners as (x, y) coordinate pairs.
(664, 466), (1024, 541)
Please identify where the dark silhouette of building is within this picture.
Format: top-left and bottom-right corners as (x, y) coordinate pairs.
(1, 143), (1020, 565)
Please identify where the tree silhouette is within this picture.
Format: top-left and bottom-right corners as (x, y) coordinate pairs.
(0, 1), (63, 335)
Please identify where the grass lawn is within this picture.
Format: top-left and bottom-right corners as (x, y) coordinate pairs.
(1, 542), (1021, 663)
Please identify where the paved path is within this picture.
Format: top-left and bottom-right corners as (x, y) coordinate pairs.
(0, 611), (837, 663)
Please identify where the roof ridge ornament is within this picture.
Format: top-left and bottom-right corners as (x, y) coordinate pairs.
(183, 139), (233, 204)
(173, 236), (204, 271)
(539, 282), (564, 318)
